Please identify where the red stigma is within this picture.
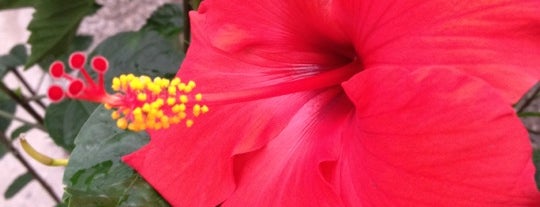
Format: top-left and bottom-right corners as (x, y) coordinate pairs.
(49, 61), (65, 78)
(68, 80), (84, 96)
(69, 52), (86, 69)
(46, 51), (110, 103)
(91, 56), (108, 73)
(47, 85), (64, 102)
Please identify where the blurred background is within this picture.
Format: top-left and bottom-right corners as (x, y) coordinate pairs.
(0, 1), (175, 206)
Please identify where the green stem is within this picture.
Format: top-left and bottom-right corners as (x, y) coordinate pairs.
(517, 84), (540, 113)
(182, 0), (193, 53)
(27, 94), (47, 101)
(0, 133), (61, 204)
(0, 110), (45, 131)
(0, 81), (44, 124)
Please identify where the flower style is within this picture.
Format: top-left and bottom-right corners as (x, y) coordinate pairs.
(47, 52), (209, 131)
(121, 0), (540, 206)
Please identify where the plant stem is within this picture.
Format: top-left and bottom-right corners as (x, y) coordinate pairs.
(517, 84), (540, 113)
(0, 133), (61, 204)
(182, 0), (192, 53)
(0, 81), (44, 124)
(10, 68), (47, 110)
(27, 94), (47, 101)
(0, 110), (45, 131)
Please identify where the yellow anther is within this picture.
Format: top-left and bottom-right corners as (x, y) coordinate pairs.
(201, 105), (209, 114)
(104, 103), (112, 110)
(178, 83), (186, 91)
(112, 78), (121, 91)
(109, 74), (211, 131)
(195, 93), (203, 101)
(148, 83), (161, 94)
(119, 75), (127, 83)
(130, 79), (143, 90)
(151, 101), (162, 109)
(133, 107), (142, 115)
(128, 123), (138, 131)
(193, 104), (201, 117)
(162, 122), (170, 129)
(171, 117), (181, 124)
(168, 86), (177, 95)
(187, 80), (196, 88)
(140, 75), (151, 83)
(156, 110), (164, 118)
(171, 77), (181, 86)
(160, 79), (170, 88)
(117, 118), (128, 129)
(180, 95), (188, 103)
(142, 103), (151, 112)
(179, 112), (187, 119)
(134, 114), (144, 122)
(137, 93), (147, 101)
(153, 77), (162, 84)
(146, 120), (155, 129)
(184, 81), (196, 93)
(186, 119), (194, 128)
(172, 104), (183, 113)
(167, 97), (176, 106)
(148, 108), (158, 118)
(111, 111), (120, 120)
(184, 86), (193, 93)
(160, 116), (169, 124)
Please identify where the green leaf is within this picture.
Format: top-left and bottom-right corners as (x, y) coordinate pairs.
(44, 100), (98, 152)
(190, 0), (202, 10)
(3, 172), (33, 199)
(38, 35), (93, 71)
(518, 112), (540, 117)
(0, 91), (16, 132)
(89, 30), (184, 91)
(63, 106), (169, 206)
(142, 3), (183, 38)
(0, 141), (6, 159)
(26, 0), (98, 67)
(10, 124), (32, 140)
(0, 0), (35, 10)
(0, 44), (27, 76)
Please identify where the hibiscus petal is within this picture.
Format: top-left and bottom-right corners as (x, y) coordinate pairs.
(176, 0), (359, 94)
(123, 91), (322, 206)
(341, 67), (540, 206)
(222, 88), (351, 206)
(337, 0), (540, 102)
(190, 0), (354, 69)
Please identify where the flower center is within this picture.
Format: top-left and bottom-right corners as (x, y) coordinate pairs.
(47, 52), (358, 131)
(203, 62), (360, 105)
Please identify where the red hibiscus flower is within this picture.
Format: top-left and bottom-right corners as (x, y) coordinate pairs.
(122, 0), (540, 206)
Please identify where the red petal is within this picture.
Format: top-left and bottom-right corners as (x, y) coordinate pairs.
(123, 92), (322, 206)
(340, 67), (540, 206)
(190, 0), (540, 103)
(338, 0), (540, 103)
(222, 88), (351, 206)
